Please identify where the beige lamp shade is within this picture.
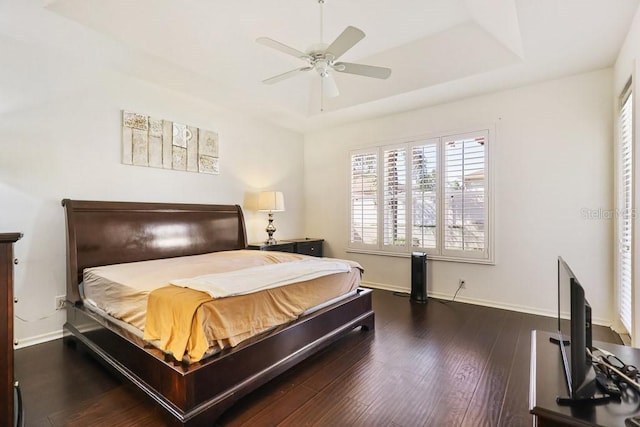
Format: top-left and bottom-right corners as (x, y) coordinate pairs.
(258, 191), (285, 212)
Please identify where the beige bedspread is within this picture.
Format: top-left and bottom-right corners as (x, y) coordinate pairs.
(144, 270), (360, 362)
(83, 250), (362, 363)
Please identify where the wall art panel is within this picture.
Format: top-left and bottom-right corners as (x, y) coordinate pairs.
(121, 110), (220, 174)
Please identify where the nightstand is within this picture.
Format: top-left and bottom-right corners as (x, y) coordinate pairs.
(247, 241), (295, 253)
(247, 238), (324, 257)
(284, 238), (324, 257)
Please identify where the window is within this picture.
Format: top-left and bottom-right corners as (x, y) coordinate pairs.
(618, 83), (633, 335)
(349, 129), (492, 263)
(383, 146), (407, 249)
(411, 140), (438, 249)
(443, 133), (487, 255)
(350, 151), (377, 246)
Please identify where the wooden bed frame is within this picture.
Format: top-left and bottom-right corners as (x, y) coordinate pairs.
(61, 199), (374, 426)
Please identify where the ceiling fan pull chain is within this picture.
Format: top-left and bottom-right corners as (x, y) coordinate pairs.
(320, 77), (325, 112)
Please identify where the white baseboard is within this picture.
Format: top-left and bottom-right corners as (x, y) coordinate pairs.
(14, 329), (65, 349)
(360, 281), (408, 294)
(361, 281), (611, 328)
(13, 282), (612, 349)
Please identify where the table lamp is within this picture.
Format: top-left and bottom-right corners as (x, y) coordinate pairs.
(258, 191), (285, 244)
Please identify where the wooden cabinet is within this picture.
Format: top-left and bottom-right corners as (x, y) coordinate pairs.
(0, 233), (21, 427)
(247, 238), (323, 257)
(246, 241), (295, 252)
(285, 238), (324, 257)
(530, 330), (640, 426)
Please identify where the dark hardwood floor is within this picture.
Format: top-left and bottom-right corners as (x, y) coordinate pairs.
(14, 289), (622, 426)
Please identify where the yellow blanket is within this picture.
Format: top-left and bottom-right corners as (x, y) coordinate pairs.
(143, 285), (212, 362)
(143, 266), (361, 363)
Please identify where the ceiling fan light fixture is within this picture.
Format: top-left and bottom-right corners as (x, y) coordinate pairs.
(315, 59), (329, 77)
(322, 73), (340, 98)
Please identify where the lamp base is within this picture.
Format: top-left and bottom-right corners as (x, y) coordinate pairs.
(264, 212), (277, 245)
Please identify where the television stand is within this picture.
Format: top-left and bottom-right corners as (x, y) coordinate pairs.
(530, 330), (640, 426)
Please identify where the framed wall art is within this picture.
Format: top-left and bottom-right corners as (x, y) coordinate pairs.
(122, 110), (220, 175)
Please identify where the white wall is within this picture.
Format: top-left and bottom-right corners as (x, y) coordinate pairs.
(0, 4), (619, 346)
(614, 6), (640, 96)
(0, 36), (305, 346)
(304, 69), (614, 324)
(614, 6), (640, 343)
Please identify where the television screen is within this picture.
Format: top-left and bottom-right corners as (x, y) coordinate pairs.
(557, 256), (596, 401)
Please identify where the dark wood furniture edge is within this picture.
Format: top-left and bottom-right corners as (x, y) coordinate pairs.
(61, 199), (374, 426)
(65, 289), (374, 425)
(528, 330), (581, 426)
(0, 233), (22, 427)
(284, 238), (324, 257)
(529, 330), (573, 426)
(529, 330), (631, 427)
(247, 238), (324, 257)
(529, 330), (537, 412)
(0, 233), (23, 243)
(246, 242), (296, 256)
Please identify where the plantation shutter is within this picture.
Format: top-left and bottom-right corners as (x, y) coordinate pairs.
(383, 147), (407, 248)
(348, 128), (491, 263)
(619, 89), (633, 333)
(443, 131), (488, 256)
(350, 151), (378, 246)
(411, 140), (438, 249)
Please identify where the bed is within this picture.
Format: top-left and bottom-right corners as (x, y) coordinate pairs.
(61, 199), (374, 426)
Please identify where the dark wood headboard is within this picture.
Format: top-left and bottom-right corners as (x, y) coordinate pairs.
(62, 199), (247, 304)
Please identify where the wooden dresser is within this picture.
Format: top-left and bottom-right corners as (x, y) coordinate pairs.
(0, 233), (22, 427)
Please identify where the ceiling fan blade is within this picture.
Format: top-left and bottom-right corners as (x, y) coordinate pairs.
(326, 26), (365, 60)
(334, 62), (392, 79)
(262, 67), (312, 84)
(322, 74), (340, 98)
(256, 37), (309, 60)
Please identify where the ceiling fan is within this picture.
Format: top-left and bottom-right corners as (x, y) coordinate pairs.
(256, 0), (392, 104)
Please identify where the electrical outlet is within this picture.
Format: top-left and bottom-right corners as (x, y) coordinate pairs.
(55, 295), (66, 311)
(459, 279), (466, 289)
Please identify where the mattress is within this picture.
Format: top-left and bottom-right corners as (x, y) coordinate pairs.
(82, 250), (362, 362)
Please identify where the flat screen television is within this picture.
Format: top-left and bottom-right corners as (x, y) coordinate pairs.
(556, 256), (597, 403)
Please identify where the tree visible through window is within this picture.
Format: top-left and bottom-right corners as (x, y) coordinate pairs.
(383, 148), (406, 247)
(411, 141), (438, 249)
